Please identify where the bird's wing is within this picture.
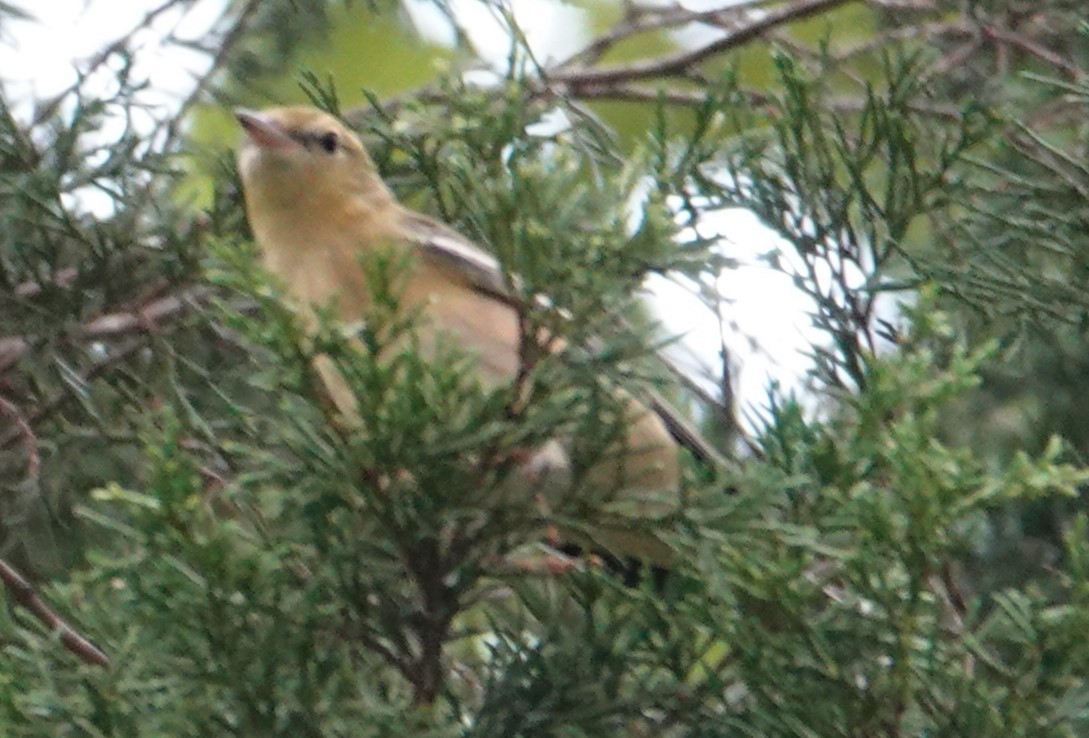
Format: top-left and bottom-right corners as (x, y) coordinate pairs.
(401, 209), (726, 470)
(400, 211), (518, 307)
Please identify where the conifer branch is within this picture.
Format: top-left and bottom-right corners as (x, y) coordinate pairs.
(0, 558), (109, 668)
(0, 394), (38, 481)
(549, 0), (856, 88)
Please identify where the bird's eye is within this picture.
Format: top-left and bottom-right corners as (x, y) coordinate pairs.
(318, 131), (339, 153)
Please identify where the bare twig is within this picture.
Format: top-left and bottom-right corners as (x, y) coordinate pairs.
(0, 285), (210, 373)
(549, 0), (856, 89)
(560, 0), (778, 70)
(833, 20), (975, 62)
(346, 0), (858, 126)
(12, 267), (79, 299)
(157, 0), (264, 152)
(81, 286), (210, 338)
(547, 82), (771, 109)
(0, 336), (145, 451)
(0, 558), (110, 667)
(0, 283), (209, 442)
(0, 394), (39, 481)
(981, 24), (1087, 81)
(920, 39), (985, 84)
(31, 0), (194, 127)
(0, 338), (28, 374)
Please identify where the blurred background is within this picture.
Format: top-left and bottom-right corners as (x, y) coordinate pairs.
(2, 0), (1089, 734)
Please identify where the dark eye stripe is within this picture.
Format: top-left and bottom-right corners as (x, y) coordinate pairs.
(289, 130), (339, 153)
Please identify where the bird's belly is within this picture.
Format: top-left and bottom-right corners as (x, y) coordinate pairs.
(404, 278), (522, 384)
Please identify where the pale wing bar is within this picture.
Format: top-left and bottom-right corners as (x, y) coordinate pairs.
(405, 211), (725, 469)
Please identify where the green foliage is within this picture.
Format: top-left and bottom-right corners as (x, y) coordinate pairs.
(677, 296), (1089, 736)
(10, 290), (1089, 735)
(4, 0), (1089, 735)
(704, 52), (994, 390)
(0, 86), (213, 575)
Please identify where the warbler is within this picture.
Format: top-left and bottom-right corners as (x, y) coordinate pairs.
(235, 106), (701, 559)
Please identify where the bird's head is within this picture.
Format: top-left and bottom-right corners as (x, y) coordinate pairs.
(235, 106), (390, 220)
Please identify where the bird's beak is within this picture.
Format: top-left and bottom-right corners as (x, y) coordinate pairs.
(235, 108), (294, 149)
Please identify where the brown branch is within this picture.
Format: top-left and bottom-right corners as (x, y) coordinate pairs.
(930, 564), (974, 676)
(0, 285), (210, 373)
(3, 297), (259, 451)
(832, 20), (975, 62)
(546, 82), (772, 109)
(81, 286), (209, 337)
(560, 0), (776, 70)
(548, 0), (857, 89)
(566, 81), (961, 121)
(981, 24), (1086, 81)
(869, 0), (936, 7)
(0, 394), (39, 481)
(344, 0), (846, 124)
(918, 39), (984, 84)
(0, 336), (145, 451)
(827, 95), (964, 121)
(12, 267), (79, 299)
(0, 285), (215, 449)
(0, 558), (110, 668)
(0, 337), (28, 374)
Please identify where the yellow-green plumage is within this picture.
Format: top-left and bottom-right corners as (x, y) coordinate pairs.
(236, 106), (682, 560)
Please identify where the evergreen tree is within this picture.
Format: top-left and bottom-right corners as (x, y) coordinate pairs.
(2, 0), (1089, 734)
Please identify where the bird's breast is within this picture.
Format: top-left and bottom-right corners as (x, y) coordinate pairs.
(256, 224), (521, 383)
(399, 259), (522, 382)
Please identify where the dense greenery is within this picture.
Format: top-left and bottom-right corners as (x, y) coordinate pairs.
(2, 0), (1089, 734)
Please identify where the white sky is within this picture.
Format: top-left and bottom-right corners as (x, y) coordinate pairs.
(0, 1), (225, 110)
(1, 0), (821, 431)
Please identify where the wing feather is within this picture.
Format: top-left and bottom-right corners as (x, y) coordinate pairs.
(401, 211), (516, 306)
(400, 210), (724, 469)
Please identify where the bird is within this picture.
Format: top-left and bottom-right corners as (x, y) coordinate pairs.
(234, 105), (713, 561)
